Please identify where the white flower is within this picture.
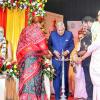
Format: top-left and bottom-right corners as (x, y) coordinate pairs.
(13, 3), (16, 6)
(44, 59), (50, 64)
(32, 2), (36, 6)
(10, 69), (13, 72)
(44, 69), (47, 71)
(34, 12), (37, 15)
(19, 6), (22, 9)
(38, 7), (42, 10)
(47, 67), (50, 71)
(8, 0), (11, 3)
(51, 68), (55, 72)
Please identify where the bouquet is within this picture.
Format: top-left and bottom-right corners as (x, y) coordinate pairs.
(40, 56), (55, 100)
(0, 57), (19, 78)
(40, 56), (55, 81)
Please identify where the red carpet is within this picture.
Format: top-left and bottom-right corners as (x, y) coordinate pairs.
(51, 95), (74, 100)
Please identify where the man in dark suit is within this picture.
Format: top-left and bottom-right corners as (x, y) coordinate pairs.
(48, 21), (74, 100)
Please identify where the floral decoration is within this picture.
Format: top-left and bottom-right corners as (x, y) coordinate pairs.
(40, 56), (55, 81)
(0, 0), (47, 15)
(0, 57), (19, 78)
(0, 0), (47, 25)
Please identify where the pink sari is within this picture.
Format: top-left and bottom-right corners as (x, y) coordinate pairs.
(16, 24), (48, 100)
(74, 64), (87, 99)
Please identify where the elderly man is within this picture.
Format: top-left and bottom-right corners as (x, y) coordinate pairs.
(48, 21), (74, 100)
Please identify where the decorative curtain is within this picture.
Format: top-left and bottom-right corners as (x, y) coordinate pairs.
(25, 8), (29, 27)
(0, 7), (7, 37)
(6, 8), (25, 60)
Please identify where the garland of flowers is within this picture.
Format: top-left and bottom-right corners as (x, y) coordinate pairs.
(0, 0), (47, 9)
(0, 0), (47, 25)
(0, 0), (47, 16)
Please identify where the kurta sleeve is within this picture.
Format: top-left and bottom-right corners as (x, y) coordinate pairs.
(88, 41), (100, 53)
(88, 21), (100, 53)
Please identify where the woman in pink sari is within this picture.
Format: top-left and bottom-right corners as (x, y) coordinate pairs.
(16, 16), (51, 100)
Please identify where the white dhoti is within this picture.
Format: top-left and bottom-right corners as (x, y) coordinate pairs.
(90, 54), (100, 100)
(0, 75), (6, 100)
(88, 21), (100, 100)
(93, 86), (100, 100)
(89, 47), (100, 100)
(44, 74), (51, 100)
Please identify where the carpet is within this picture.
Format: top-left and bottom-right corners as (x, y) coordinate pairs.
(51, 95), (74, 100)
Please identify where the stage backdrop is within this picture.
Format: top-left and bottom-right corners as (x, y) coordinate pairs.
(67, 21), (82, 44)
(44, 11), (63, 38)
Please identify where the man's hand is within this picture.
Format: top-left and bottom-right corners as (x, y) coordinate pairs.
(46, 54), (52, 59)
(78, 50), (86, 57)
(62, 50), (69, 57)
(54, 50), (60, 59)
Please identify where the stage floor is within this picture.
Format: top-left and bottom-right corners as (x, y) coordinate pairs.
(51, 95), (74, 100)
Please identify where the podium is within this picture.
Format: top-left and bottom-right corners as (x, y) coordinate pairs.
(0, 75), (6, 100)
(0, 75), (18, 100)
